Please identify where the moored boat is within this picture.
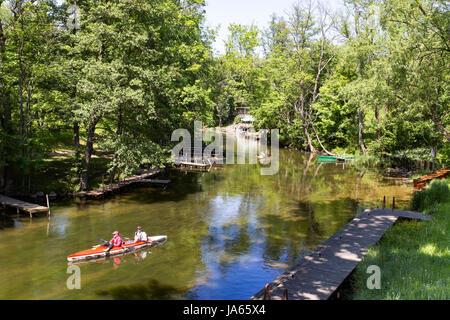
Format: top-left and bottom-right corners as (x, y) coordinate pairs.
(67, 235), (167, 262)
(318, 155), (354, 162)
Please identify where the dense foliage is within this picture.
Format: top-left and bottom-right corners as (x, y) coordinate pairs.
(217, 0), (449, 162)
(0, 0), (214, 191)
(0, 0), (448, 193)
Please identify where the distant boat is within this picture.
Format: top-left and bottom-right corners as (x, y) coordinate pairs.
(257, 153), (266, 159)
(257, 153), (271, 161)
(318, 155), (354, 162)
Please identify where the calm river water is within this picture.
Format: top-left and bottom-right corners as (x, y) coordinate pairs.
(0, 149), (413, 299)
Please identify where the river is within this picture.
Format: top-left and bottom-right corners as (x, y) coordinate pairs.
(0, 149), (413, 299)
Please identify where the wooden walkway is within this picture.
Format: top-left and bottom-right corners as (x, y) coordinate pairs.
(413, 167), (450, 190)
(0, 194), (49, 216)
(250, 208), (430, 300)
(174, 159), (212, 172)
(76, 170), (169, 199)
(133, 179), (171, 185)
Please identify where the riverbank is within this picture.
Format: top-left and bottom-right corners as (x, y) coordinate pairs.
(2, 147), (169, 202)
(347, 179), (450, 299)
(352, 154), (443, 177)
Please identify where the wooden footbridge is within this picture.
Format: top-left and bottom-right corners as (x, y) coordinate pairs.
(0, 194), (49, 217)
(250, 207), (430, 300)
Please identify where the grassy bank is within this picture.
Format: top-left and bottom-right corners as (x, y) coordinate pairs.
(348, 179), (450, 299)
(12, 151), (111, 195)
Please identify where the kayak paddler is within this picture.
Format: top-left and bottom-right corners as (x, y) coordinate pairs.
(134, 226), (148, 243)
(104, 231), (123, 253)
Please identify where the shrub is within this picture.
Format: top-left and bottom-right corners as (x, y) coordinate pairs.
(354, 154), (391, 167)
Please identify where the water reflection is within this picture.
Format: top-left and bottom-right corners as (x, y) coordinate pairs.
(69, 248), (153, 268)
(0, 213), (14, 230)
(96, 278), (187, 300)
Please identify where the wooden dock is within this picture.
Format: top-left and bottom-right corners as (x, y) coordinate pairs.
(133, 179), (171, 185)
(250, 208), (430, 300)
(76, 170), (169, 199)
(179, 161), (209, 168)
(0, 194), (49, 217)
(413, 167), (449, 190)
(173, 158), (212, 172)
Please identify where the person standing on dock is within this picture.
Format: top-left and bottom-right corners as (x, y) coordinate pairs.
(134, 226), (148, 243)
(104, 231), (123, 253)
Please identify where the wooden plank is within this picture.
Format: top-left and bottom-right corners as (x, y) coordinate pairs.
(250, 208), (430, 300)
(134, 179), (171, 184)
(0, 194), (49, 214)
(179, 161), (209, 167)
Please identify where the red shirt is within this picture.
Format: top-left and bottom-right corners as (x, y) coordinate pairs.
(109, 235), (122, 247)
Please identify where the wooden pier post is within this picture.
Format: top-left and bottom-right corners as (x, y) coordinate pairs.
(383, 196), (385, 209)
(46, 194), (51, 218)
(263, 284), (271, 300)
(392, 196), (395, 210)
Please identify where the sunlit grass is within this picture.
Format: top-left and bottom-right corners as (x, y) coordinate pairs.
(27, 151), (112, 193)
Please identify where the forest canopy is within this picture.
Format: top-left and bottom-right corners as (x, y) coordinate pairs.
(0, 0), (448, 193)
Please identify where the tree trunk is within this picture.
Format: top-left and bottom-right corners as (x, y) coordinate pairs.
(74, 122), (80, 150)
(0, 100), (12, 191)
(110, 107), (122, 183)
(430, 147), (436, 171)
(430, 109), (450, 142)
(18, 18), (25, 141)
(80, 119), (97, 191)
(0, 10), (8, 190)
(311, 122), (335, 156)
(358, 110), (367, 155)
(303, 123), (317, 153)
(73, 121), (81, 178)
(375, 105), (381, 140)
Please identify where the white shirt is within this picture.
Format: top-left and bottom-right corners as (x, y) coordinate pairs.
(134, 231), (148, 242)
